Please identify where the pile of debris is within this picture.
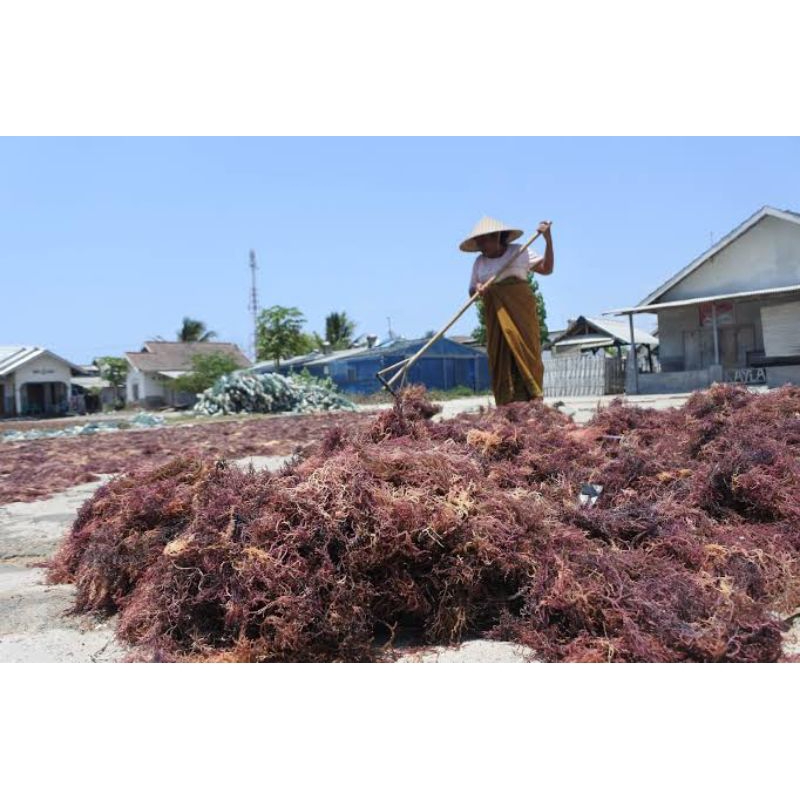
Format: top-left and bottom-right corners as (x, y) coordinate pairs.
(1, 412), (165, 443)
(193, 372), (356, 416)
(48, 385), (800, 662)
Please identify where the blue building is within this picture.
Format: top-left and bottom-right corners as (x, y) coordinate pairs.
(252, 337), (490, 395)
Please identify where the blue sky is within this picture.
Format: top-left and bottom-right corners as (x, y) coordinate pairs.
(1, 137), (798, 364)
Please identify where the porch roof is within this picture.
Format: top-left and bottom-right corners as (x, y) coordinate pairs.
(604, 283), (800, 316)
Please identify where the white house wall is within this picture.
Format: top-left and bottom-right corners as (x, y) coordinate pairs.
(128, 364), (203, 408)
(126, 366), (142, 402)
(657, 296), (787, 372)
(660, 216), (800, 302)
(656, 307), (697, 371)
(127, 366), (167, 405)
(14, 354), (72, 388)
(1, 379), (14, 414)
(142, 372), (163, 400)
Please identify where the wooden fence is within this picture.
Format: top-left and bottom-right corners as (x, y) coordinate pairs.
(542, 353), (625, 397)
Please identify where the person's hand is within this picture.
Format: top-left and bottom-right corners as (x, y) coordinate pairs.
(537, 220), (552, 236)
(475, 282), (488, 297)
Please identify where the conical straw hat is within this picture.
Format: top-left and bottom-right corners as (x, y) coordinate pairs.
(459, 216), (523, 253)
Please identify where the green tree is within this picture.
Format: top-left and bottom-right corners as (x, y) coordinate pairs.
(256, 306), (310, 365)
(173, 353), (241, 395)
(297, 332), (317, 355)
(178, 317), (217, 342)
(314, 311), (357, 350)
(471, 275), (549, 346)
(94, 356), (129, 408)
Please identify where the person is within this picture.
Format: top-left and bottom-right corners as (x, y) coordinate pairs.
(462, 216), (554, 405)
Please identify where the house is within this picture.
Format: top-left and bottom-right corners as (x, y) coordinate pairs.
(539, 315), (656, 397)
(542, 329), (565, 351)
(315, 337), (490, 394)
(249, 335), (384, 377)
(449, 334), (481, 347)
(250, 350), (328, 375)
(606, 206), (800, 393)
(72, 364), (119, 413)
(550, 316), (659, 371)
(0, 345), (83, 417)
(252, 337), (490, 394)
(126, 341), (251, 408)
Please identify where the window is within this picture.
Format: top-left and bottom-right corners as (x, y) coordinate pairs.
(132, 382), (140, 401)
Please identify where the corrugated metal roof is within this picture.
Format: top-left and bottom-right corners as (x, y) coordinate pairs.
(584, 317), (658, 346)
(0, 346), (45, 377)
(72, 376), (111, 390)
(345, 336), (484, 360)
(605, 283), (800, 316)
(551, 317), (657, 347)
(303, 346), (371, 365)
(250, 352), (322, 372)
(553, 335), (615, 348)
(449, 335), (479, 345)
(0, 345), (81, 377)
(250, 338), (484, 373)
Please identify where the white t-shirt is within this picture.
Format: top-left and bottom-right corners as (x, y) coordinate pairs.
(469, 244), (540, 294)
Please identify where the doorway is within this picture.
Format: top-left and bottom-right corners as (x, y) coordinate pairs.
(20, 382), (68, 416)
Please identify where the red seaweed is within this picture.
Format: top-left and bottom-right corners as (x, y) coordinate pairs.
(47, 385), (800, 662)
(0, 411), (371, 504)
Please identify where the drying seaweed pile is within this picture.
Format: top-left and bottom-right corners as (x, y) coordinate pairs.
(1, 412), (165, 442)
(0, 411), (368, 504)
(193, 372), (356, 415)
(48, 385), (800, 662)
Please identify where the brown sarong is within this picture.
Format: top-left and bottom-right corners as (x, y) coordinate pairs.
(483, 277), (544, 405)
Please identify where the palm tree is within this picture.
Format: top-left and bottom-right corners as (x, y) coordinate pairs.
(324, 311), (357, 350)
(178, 317), (217, 342)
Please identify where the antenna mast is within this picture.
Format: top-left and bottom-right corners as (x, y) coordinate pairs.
(248, 250), (260, 360)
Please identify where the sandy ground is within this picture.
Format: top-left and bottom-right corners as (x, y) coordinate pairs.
(782, 615), (800, 657)
(396, 641), (536, 663)
(0, 478), (124, 662)
(4, 392), (795, 663)
(0, 456), (288, 663)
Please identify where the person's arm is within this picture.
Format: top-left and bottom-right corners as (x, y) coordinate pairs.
(468, 259), (479, 297)
(529, 221), (554, 275)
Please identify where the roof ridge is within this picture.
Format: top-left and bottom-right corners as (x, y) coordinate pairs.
(143, 339), (242, 346)
(638, 206), (800, 308)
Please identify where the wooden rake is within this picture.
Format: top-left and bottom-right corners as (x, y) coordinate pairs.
(376, 226), (547, 395)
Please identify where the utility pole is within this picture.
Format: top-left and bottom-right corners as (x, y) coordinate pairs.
(249, 250), (260, 360)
